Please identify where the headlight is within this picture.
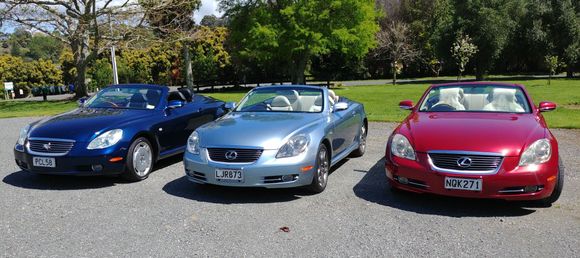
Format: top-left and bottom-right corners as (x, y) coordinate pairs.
(276, 134), (310, 158)
(17, 124), (31, 145)
(87, 129), (123, 149)
(390, 134), (416, 160)
(187, 131), (200, 154)
(519, 139), (551, 166)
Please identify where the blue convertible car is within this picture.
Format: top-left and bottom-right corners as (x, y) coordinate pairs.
(184, 85), (367, 193)
(14, 84), (230, 181)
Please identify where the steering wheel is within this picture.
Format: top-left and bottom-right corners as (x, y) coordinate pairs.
(430, 103), (456, 112)
(102, 100), (119, 108)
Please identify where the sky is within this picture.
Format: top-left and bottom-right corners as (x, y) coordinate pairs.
(0, 0), (222, 33)
(195, 0), (222, 24)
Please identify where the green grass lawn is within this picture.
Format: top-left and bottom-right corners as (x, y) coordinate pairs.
(0, 100), (77, 119)
(1, 78), (579, 128)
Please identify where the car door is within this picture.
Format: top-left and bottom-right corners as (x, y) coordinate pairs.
(330, 105), (351, 155)
(156, 106), (191, 153)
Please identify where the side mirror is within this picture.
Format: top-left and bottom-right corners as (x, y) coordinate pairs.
(167, 100), (184, 109)
(225, 102), (236, 110)
(399, 100), (414, 110)
(334, 102), (349, 111)
(538, 101), (556, 112)
(78, 97), (87, 107)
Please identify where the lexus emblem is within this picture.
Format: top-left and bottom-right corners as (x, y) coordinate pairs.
(43, 143), (52, 150)
(457, 157), (472, 168)
(225, 150), (238, 160)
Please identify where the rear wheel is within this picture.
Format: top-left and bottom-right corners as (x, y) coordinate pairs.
(122, 137), (154, 181)
(351, 123), (367, 157)
(535, 156), (564, 207)
(308, 144), (330, 193)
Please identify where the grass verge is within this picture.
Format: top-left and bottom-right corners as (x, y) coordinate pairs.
(1, 78), (578, 129)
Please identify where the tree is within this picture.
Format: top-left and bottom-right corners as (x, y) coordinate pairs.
(1, 0), (139, 98)
(223, 0), (379, 84)
(139, 0), (202, 89)
(544, 55), (563, 85)
(200, 15), (225, 28)
(550, 0), (580, 78)
(375, 21), (419, 84)
(452, 0), (524, 80)
(451, 34), (478, 81)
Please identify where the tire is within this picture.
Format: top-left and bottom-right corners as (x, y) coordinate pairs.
(308, 144), (330, 193)
(535, 156), (564, 207)
(122, 137), (154, 181)
(350, 123), (367, 157)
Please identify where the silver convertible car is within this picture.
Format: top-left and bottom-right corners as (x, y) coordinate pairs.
(183, 85), (367, 192)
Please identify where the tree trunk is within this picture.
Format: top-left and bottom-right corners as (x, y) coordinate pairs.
(392, 66), (397, 85)
(72, 34), (90, 99)
(183, 44), (194, 89)
(566, 66), (574, 78)
(290, 55), (308, 85)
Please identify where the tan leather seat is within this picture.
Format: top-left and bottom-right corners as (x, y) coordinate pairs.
(483, 88), (524, 112)
(270, 96), (293, 111)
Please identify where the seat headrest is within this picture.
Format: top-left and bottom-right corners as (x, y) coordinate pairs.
(314, 95), (323, 106)
(271, 96), (292, 108)
(130, 93), (146, 102)
(129, 93), (147, 108)
(279, 90), (299, 102)
(146, 90), (161, 105)
(491, 88), (516, 101)
(178, 88), (193, 102)
(168, 91), (186, 102)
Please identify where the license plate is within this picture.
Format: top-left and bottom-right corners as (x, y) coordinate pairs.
(444, 177), (482, 191)
(33, 157), (56, 168)
(215, 169), (243, 181)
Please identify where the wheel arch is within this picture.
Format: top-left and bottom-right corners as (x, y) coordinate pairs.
(130, 131), (160, 161)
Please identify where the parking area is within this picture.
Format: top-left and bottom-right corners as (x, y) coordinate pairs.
(1, 117), (579, 257)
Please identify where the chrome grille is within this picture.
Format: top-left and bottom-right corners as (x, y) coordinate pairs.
(428, 152), (503, 174)
(27, 138), (75, 156)
(207, 148), (263, 163)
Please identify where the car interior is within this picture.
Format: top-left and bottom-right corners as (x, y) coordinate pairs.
(266, 89), (339, 112)
(420, 86), (529, 113)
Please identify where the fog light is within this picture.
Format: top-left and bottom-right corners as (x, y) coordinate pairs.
(282, 175), (294, 182)
(524, 185), (539, 193)
(398, 176), (409, 185)
(91, 165), (103, 172)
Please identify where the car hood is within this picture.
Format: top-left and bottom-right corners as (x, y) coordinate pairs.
(197, 112), (322, 150)
(29, 108), (152, 142)
(401, 112), (545, 156)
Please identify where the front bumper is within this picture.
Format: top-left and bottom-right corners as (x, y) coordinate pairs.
(385, 153), (559, 201)
(183, 148), (317, 188)
(14, 146), (126, 176)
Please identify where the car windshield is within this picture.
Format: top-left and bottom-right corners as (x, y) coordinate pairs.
(418, 85), (531, 113)
(235, 88), (324, 113)
(84, 86), (162, 110)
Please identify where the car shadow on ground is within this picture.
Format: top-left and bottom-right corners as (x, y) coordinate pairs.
(163, 157), (351, 204)
(2, 155), (185, 191)
(353, 158), (538, 217)
(2, 170), (125, 190)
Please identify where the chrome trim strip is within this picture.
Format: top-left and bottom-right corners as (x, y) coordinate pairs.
(28, 137), (76, 143)
(427, 150), (504, 175)
(498, 189), (525, 193)
(428, 150), (504, 157)
(407, 181), (429, 188)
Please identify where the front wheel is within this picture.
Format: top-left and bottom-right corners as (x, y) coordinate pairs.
(122, 137), (154, 181)
(535, 157), (564, 207)
(350, 123), (367, 157)
(308, 144), (330, 193)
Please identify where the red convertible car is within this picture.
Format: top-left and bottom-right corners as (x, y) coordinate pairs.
(385, 82), (563, 206)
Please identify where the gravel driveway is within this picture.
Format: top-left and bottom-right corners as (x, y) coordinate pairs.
(1, 117), (579, 257)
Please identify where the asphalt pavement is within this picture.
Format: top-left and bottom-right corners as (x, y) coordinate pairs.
(1, 117), (579, 257)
